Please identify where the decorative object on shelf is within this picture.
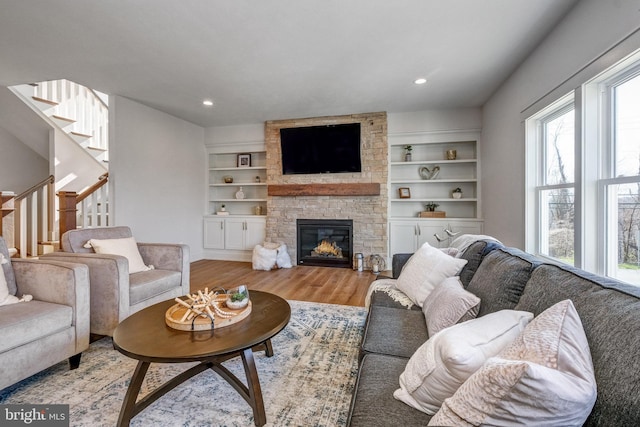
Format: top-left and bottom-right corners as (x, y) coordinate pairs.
(237, 153), (252, 168)
(403, 145), (412, 162)
(254, 205), (262, 215)
(425, 202), (440, 212)
(446, 149), (457, 160)
(223, 175), (233, 183)
(217, 204), (229, 215)
(369, 254), (386, 275)
(452, 187), (463, 199)
(165, 287), (252, 331)
(399, 187), (411, 199)
(419, 211), (446, 218)
(419, 165), (440, 180)
(255, 176), (261, 183)
(235, 186), (245, 200)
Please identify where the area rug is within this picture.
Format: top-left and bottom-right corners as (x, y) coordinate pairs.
(0, 300), (367, 426)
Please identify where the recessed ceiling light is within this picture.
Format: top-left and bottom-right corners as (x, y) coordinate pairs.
(414, 78), (427, 85)
(202, 99), (214, 107)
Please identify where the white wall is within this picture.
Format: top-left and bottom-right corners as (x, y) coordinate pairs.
(0, 126), (48, 193)
(110, 96), (206, 260)
(388, 109), (482, 134)
(482, 0), (640, 248)
(204, 123), (265, 146)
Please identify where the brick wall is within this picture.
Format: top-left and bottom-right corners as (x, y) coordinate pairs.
(265, 112), (388, 266)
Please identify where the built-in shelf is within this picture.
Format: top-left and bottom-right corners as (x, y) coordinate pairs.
(388, 130), (481, 220)
(207, 146), (267, 216)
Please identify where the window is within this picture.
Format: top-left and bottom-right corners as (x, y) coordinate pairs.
(528, 98), (575, 265)
(526, 51), (640, 286)
(601, 69), (640, 285)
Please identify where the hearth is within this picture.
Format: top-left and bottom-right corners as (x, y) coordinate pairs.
(296, 219), (353, 268)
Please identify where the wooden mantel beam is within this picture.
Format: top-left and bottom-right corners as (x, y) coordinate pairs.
(268, 183), (380, 197)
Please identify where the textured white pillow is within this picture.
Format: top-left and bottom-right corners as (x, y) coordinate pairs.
(85, 237), (151, 274)
(252, 244), (277, 271)
(430, 300), (597, 426)
(394, 309), (533, 415)
(422, 276), (480, 336)
(276, 244), (293, 269)
(396, 242), (468, 307)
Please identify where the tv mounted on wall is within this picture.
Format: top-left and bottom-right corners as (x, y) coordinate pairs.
(280, 123), (362, 175)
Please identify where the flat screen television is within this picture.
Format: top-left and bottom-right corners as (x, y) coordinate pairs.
(280, 123), (361, 175)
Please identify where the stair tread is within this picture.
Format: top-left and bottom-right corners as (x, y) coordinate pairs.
(69, 131), (93, 138)
(32, 96), (58, 106)
(86, 146), (107, 152)
(51, 114), (76, 123)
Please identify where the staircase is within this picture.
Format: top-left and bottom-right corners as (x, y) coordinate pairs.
(1, 80), (111, 257)
(11, 80), (109, 164)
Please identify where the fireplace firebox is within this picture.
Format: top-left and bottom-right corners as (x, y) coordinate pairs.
(296, 219), (353, 268)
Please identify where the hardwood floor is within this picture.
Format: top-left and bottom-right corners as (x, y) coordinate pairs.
(190, 260), (378, 306)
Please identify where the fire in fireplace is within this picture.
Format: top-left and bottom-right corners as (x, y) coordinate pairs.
(297, 219), (353, 268)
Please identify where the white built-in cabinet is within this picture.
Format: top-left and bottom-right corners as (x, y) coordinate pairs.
(388, 129), (483, 254)
(203, 215), (266, 259)
(204, 142), (267, 261)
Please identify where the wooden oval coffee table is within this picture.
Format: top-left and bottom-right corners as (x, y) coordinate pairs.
(112, 290), (291, 427)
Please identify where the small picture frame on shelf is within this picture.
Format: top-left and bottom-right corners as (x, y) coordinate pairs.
(237, 153), (251, 168)
(398, 187), (411, 199)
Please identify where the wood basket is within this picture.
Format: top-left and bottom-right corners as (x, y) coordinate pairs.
(419, 211), (446, 218)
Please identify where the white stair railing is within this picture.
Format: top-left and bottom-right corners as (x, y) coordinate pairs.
(79, 183), (109, 228)
(13, 176), (55, 258)
(33, 79), (109, 161)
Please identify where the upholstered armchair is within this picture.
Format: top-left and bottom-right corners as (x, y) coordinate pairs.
(0, 236), (90, 390)
(42, 226), (190, 336)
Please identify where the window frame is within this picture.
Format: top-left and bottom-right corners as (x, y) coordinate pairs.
(526, 94), (576, 263)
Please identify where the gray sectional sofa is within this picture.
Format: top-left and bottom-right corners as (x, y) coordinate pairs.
(347, 240), (640, 426)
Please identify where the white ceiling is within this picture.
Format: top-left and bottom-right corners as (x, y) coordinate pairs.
(0, 0), (579, 128)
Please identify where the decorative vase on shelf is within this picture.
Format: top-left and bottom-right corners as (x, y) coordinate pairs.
(404, 145), (413, 162)
(452, 187), (463, 199)
(235, 187), (245, 200)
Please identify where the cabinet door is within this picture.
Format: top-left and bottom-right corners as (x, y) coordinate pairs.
(244, 218), (266, 250)
(224, 218), (247, 250)
(203, 217), (225, 249)
(389, 221), (418, 255)
(445, 220), (483, 239)
(417, 223), (447, 248)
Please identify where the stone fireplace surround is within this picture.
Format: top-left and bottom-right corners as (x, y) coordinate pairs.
(265, 112), (388, 266)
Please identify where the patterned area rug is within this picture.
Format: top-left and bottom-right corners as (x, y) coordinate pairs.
(0, 300), (367, 426)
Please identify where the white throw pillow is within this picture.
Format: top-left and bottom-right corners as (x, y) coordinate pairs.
(276, 243), (293, 269)
(394, 309), (533, 415)
(84, 237), (152, 274)
(0, 254), (23, 306)
(396, 242), (468, 307)
(430, 300), (597, 426)
(1, 254), (14, 305)
(422, 276), (480, 336)
(252, 244), (277, 271)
